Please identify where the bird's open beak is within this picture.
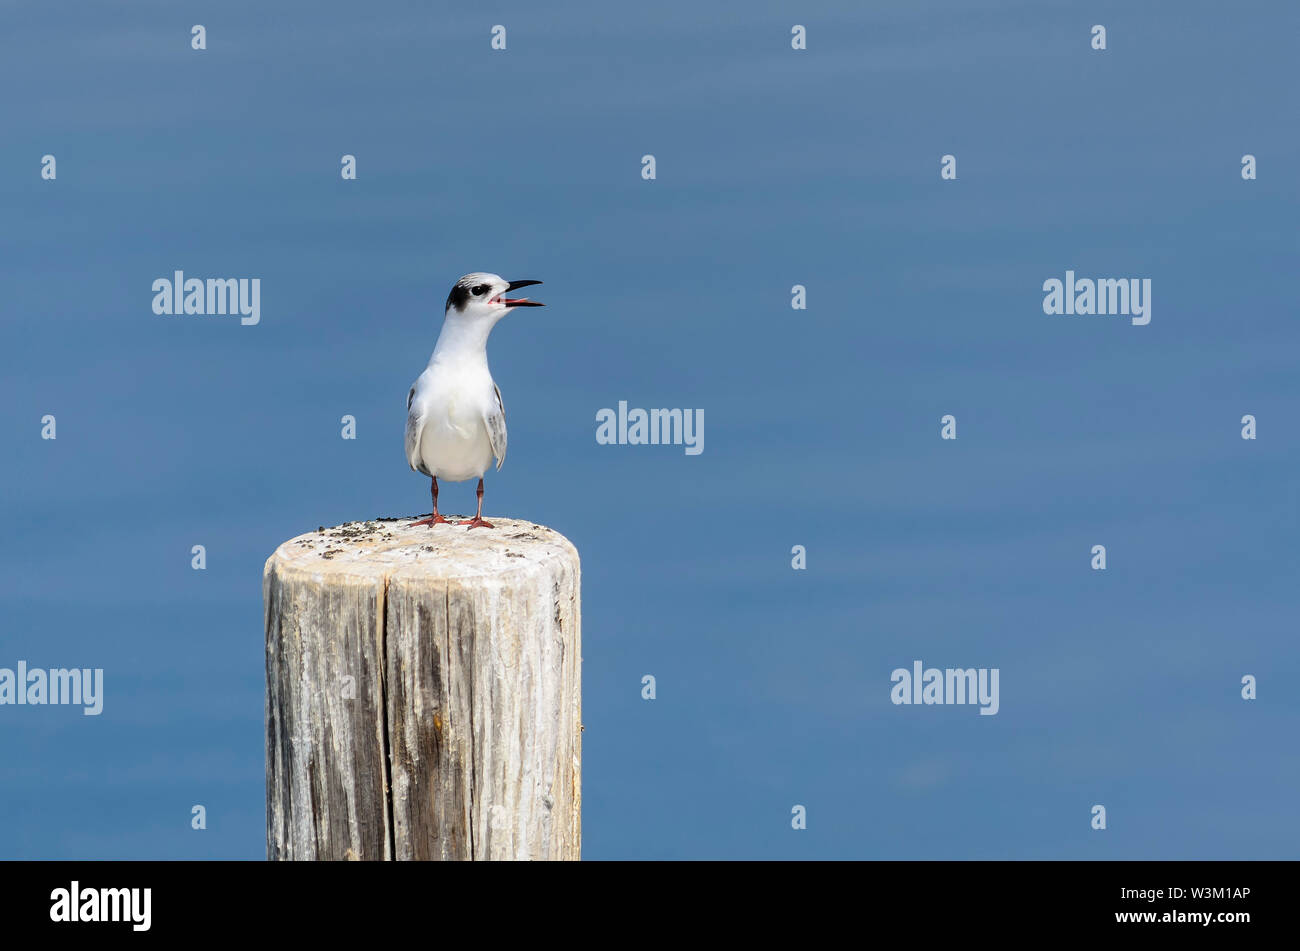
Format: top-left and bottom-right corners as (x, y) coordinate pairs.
(500, 279), (544, 307)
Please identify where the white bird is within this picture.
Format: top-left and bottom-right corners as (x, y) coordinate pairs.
(405, 272), (544, 529)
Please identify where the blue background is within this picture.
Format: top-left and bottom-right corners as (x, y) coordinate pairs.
(2, 0), (1296, 859)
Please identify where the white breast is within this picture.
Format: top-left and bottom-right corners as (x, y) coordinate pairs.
(410, 366), (497, 483)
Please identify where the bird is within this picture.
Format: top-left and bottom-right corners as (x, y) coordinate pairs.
(405, 272), (544, 530)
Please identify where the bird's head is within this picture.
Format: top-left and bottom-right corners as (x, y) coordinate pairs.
(444, 272), (544, 321)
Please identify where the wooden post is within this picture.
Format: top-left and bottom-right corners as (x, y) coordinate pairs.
(264, 517), (581, 860)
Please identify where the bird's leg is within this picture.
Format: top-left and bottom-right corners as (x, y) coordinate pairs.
(409, 476), (452, 527)
(464, 478), (495, 530)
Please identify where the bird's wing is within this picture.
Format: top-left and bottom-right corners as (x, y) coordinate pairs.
(484, 383), (507, 471)
(405, 383), (429, 474)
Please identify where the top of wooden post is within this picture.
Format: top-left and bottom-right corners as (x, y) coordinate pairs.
(264, 516), (579, 583)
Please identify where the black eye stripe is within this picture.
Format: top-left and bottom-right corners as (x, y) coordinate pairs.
(445, 279), (495, 312)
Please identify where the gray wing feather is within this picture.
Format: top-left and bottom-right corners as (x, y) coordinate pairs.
(405, 384), (429, 474)
(484, 383), (507, 471)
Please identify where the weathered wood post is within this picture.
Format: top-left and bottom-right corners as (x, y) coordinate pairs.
(264, 517), (581, 860)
